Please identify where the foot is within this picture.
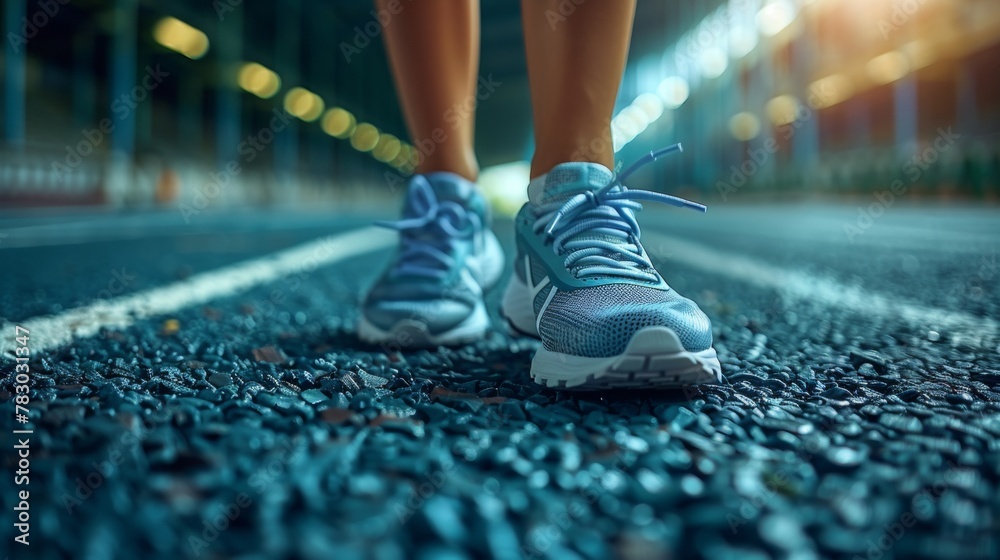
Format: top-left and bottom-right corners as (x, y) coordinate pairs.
(359, 172), (504, 348)
(501, 147), (722, 389)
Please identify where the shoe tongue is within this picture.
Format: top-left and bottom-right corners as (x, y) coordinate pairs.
(528, 162), (614, 205)
(530, 162), (652, 278)
(404, 172), (485, 219)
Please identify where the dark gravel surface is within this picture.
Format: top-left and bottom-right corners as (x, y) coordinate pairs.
(1, 205), (999, 560)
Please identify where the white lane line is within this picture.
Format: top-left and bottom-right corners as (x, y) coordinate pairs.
(4, 225), (995, 359)
(646, 211), (997, 254)
(646, 232), (999, 349)
(0, 227), (396, 359)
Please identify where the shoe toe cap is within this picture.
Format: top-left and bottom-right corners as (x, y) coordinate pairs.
(594, 299), (711, 353)
(539, 287), (714, 357)
(362, 299), (474, 335)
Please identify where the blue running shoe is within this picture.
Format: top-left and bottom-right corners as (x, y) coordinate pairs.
(500, 145), (722, 388)
(359, 172), (504, 348)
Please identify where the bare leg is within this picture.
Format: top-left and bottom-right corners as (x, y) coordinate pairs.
(521, 0), (636, 178)
(376, 0), (480, 181)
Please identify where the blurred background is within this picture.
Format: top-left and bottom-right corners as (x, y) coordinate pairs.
(1, 0), (999, 213)
(3, 5), (1000, 558)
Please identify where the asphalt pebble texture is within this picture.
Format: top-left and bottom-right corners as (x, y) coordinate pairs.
(1, 205), (999, 560)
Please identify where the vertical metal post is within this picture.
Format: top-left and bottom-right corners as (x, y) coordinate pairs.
(849, 100), (869, 148)
(215, 6), (243, 168)
(73, 29), (96, 130)
(107, 0), (137, 206)
(135, 42), (153, 154)
(749, 36), (774, 188)
(275, 0), (301, 203)
(792, 31), (820, 171)
(956, 61), (976, 137)
(179, 77), (203, 157)
(307, 12), (329, 185)
(4, 0), (27, 144)
(894, 75), (918, 157)
(110, 0), (137, 157)
(721, 65), (740, 194)
(955, 61), (978, 196)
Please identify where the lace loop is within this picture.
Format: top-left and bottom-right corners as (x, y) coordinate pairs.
(534, 143), (705, 283)
(375, 176), (481, 279)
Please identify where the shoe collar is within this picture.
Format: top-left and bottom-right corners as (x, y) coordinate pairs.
(527, 162), (614, 206)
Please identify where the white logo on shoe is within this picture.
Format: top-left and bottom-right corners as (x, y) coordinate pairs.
(524, 254), (557, 332)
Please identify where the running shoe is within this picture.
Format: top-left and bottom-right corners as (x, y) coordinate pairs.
(359, 172), (504, 347)
(500, 145), (722, 388)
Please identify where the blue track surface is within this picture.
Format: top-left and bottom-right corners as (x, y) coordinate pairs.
(1, 203), (998, 559)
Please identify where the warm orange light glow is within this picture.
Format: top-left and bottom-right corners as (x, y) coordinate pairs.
(657, 77), (690, 109)
(866, 51), (909, 85)
(321, 108), (356, 139)
(153, 17), (209, 59)
(729, 112), (761, 141)
(808, 74), (853, 109)
(350, 123), (380, 152)
(237, 63), (281, 99)
(766, 95), (800, 126)
(756, 0), (796, 37)
(373, 134), (402, 163)
(283, 87), (324, 122)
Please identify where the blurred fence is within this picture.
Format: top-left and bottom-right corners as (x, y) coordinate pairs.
(0, 145), (104, 207)
(1, 0), (999, 209)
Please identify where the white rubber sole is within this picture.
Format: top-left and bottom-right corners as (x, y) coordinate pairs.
(530, 326), (722, 389)
(357, 300), (491, 348)
(501, 272), (723, 389)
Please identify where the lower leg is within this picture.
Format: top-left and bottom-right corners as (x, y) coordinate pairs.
(520, 0), (636, 178)
(377, 0), (481, 181)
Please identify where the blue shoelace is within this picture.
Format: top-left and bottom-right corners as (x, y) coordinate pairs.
(376, 175), (482, 279)
(532, 144), (705, 283)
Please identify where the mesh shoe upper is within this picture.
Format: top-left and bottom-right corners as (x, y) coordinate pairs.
(517, 158), (714, 357)
(538, 284), (713, 357)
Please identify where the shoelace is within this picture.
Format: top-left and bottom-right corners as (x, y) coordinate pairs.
(532, 144), (705, 283)
(376, 175), (482, 279)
